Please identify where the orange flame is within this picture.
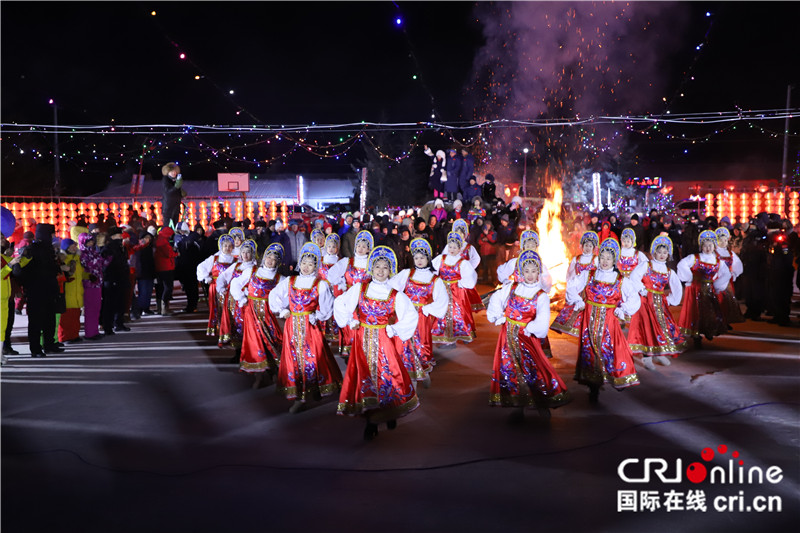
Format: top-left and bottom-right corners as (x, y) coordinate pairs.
(535, 183), (570, 296)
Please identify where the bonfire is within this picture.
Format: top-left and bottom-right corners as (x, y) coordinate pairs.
(535, 183), (570, 307)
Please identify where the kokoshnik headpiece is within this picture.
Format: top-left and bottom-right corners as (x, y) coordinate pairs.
(698, 230), (718, 246)
(218, 234), (234, 250)
(240, 239), (257, 258)
(299, 242), (322, 267)
(580, 231), (599, 248)
(265, 242), (284, 261)
(520, 230), (540, 250)
(409, 238), (432, 260)
(368, 245), (398, 277)
(517, 250), (542, 277)
(355, 230), (374, 251)
(452, 218), (469, 236)
(598, 238), (621, 262)
(228, 227), (245, 242)
(620, 228), (637, 247)
(310, 229), (325, 245)
(446, 231), (464, 247)
(324, 233), (340, 249)
(714, 227), (730, 241)
(650, 235), (673, 258)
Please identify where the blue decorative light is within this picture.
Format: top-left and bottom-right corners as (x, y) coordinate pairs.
(395, 17), (402, 26)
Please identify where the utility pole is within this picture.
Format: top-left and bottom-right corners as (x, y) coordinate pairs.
(50, 99), (62, 199)
(781, 84), (792, 190)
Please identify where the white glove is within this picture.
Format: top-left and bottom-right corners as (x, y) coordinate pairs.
(421, 306), (430, 317)
(279, 309), (290, 319)
(348, 319), (360, 329)
(237, 298), (248, 307)
(494, 316), (506, 326)
(386, 325), (396, 338)
(614, 307), (626, 320)
(204, 277), (212, 284)
(308, 314), (317, 325)
(338, 283), (347, 293)
(522, 323), (535, 337)
(639, 288), (648, 297)
(573, 300), (586, 312)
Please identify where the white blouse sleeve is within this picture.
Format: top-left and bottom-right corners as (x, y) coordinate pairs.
(565, 269), (590, 305)
(676, 255), (696, 284)
(431, 254), (444, 273)
(422, 278), (449, 319)
(268, 277), (291, 314)
(333, 283), (361, 328)
(315, 280), (334, 322)
(216, 263), (235, 294)
(496, 258), (515, 284)
(230, 269), (252, 305)
(524, 291), (552, 339)
(196, 254), (215, 283)
(539, 261), (553, 293)
(327, 257), (348, 288)
(391, 291), (420, 342)
(619, 277), (642, 316)
(468, 245), (481, 269)
(486, 284), (512, 324)
(713, 261), (732, 293)
(457, 260), (478, 289)
(629, 258), (649, 295)
(390, 269), (411, 293)
(666, 269), (683, 306)
(729, 251), (744, 281)
(566, 257), (578, 281)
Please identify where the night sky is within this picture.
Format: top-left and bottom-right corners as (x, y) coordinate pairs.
(1, 1), (798, 197)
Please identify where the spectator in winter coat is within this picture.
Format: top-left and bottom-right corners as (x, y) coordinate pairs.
(458, 149), (475, 199)
(58, 238), (86, 343)
(284, 220), (307, 271)
(445, 148), (461, 201)
(431, 198), (448, 223)
(625, 214), (647, 252)
(477, 220), (498, 284)
(482, 174), (497, 204)
(175, 224), (203, 313)
(340, 219), (361, 259)
(424, 145), (447, 199)
(153, 226), (178, 316)
(131, 232), (155, 319)
(161, 162), (185, 229)
(78, 232), (110, 340)
(101, 227), (131, 333)
(463, 176), (482, 205)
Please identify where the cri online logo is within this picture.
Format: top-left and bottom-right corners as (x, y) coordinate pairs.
(618, 444), (783, 485)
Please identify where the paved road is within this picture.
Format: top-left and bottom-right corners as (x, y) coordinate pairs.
(2, 287), (799, 533)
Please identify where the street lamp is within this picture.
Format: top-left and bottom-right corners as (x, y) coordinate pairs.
(49, 99), (62, 199)
(522, 148), (529, 197)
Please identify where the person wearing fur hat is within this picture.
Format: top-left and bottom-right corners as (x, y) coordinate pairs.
(271, 243), (342, 413)
(197, 234), (236, 344)
(334, 245), (419, 440)
(676, 230), (731, 348)
(430, 199), (447, 225)
(628, 236), (687, 370)
(431, 231), (479, 345)
(390, 237), (449, 388)
(564, 238), (641, 402)
(424, 145), (448, 199)
(231, 241), (283, 387)
(57, 238), (85, 343)
(161, 162), (185, 229)
(487, 250), (571, 419)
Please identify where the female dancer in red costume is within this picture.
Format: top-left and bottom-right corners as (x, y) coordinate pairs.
(334, 245), (419, 440)
(317, 233), (342, 345)
(677, 230), (731, 348)
(269, 242), (342, 413)
(715, 227), (745, 325)
(389, 238), (448, 388)
(231, 242), (284, 388)
(217, 239), (258, 362)
(431, 231), (478, 345)
(327, 230), (373, 355)
(550, 231), (598, 336)
(452, 219), (484, 312)
(487, 250), (571, 420)
(196, 233), (235, 344)
(628, 235), (686, 370)
(564, 238), (641, 402)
